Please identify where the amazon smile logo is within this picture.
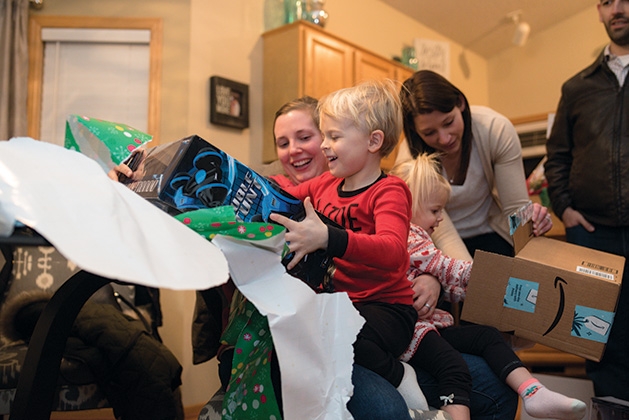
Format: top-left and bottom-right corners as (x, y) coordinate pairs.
(542, 276), (567, 336)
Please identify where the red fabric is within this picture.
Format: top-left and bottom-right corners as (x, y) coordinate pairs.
(284, 172), (413, 305)
(407, 224), (471, 303)
(400, 224), (473, 362)
(269, 174), (294, 189)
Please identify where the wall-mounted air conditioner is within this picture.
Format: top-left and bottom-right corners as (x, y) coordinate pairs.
(511, 113), (555, 177)
(512, 113), (555, 159)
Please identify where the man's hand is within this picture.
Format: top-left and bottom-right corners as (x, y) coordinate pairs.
(562, 206), (595, 232)
(269, 197), (328, 270)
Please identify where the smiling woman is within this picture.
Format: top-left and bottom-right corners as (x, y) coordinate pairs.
(398, 69), (553, 259)
(272, 96), (329, 186)
(193, 92), (521, 420)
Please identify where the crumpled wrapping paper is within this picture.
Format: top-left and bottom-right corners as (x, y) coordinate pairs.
(1, 137), (365, 418)
(213, 234), (364, 420)
(0, 137), (228, 290)
(64, 115), (152, 172)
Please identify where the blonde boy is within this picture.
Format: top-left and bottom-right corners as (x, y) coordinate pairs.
(271, 80), (428, 410)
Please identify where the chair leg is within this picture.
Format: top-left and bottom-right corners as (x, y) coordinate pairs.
(9, 271), (113, 420)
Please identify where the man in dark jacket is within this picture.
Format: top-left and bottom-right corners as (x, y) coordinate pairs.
(545, 0), (629, 400)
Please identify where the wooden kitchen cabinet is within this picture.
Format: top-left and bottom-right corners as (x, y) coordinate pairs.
(303, 27), (354, 99)
(354, 50), (397, 84)
(262, 21), (415, 166)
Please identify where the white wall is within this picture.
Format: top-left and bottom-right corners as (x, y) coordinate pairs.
(488, 6), (608, 119)
(324, 0), (490, 107)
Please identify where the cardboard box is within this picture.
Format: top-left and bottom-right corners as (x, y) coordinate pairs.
(122, 134), (303, 219)
(461, 207), (624, 362)
(591, 397), (629, 420)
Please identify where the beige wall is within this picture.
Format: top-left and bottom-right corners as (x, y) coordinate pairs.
(488, 5), (608, 119)
(187, 0), (263, 165)
(324, 0), (490, 106)
(185, 0), (490, 168)
(29, 0), (606, 411)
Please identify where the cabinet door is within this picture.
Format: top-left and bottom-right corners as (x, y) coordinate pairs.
(380, 65), (416, 172)
(394, 66), (414, 84)
(354, 50), (396, 84)
(303, 28), (353, 99)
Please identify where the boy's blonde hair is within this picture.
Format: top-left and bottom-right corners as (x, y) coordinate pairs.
(390, 153), (451, 217)
(317, 79), (402, 157)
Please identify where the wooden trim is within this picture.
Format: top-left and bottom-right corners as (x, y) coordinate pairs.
(184, 403), (206, 420)
(27, 16), (44, 140)
(510, 112), (552, 126)
(48, 404), (206, 419)
(27, 16), (162, 144)
(148, 18), (163, 145)
(50, 409), (114, 419)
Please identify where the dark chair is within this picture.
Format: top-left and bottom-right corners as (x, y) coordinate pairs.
(0, 229), (174, 420)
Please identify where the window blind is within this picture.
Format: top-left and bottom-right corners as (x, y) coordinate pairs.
(40, 28), (150, 146)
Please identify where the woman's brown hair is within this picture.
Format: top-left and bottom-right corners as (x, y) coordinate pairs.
(399, 70), (472, 180)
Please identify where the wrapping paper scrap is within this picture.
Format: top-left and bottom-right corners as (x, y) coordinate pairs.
(64, 115), (152, 172)
(213, 234), (364, 420)
(175, 207), (285, 248)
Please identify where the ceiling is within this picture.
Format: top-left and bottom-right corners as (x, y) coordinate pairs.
(378, 0), (597, 58)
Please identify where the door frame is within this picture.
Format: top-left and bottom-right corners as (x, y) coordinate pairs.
(27, 15), (163, 143)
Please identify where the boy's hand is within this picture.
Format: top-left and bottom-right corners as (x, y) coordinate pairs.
(269, 197), (328, 270)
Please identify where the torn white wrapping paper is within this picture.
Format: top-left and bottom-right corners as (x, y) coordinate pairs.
(213, 235), (365, 420)
(0, 137), (229, 290)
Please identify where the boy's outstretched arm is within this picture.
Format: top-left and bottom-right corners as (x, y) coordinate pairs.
(270, 197), (328, 270)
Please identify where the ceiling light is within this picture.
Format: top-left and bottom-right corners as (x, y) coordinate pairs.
(458, 9), (531, 79)
(507, 10), (530, 47)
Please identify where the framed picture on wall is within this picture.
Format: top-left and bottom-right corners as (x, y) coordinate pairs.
(209, 76), (249, 129)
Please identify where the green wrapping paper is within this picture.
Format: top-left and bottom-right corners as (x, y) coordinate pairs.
(175, 206), (284, 419)
(64, 115), (152, 172)
(220, 294), (281, 419)
(175, 207), (285, 246)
